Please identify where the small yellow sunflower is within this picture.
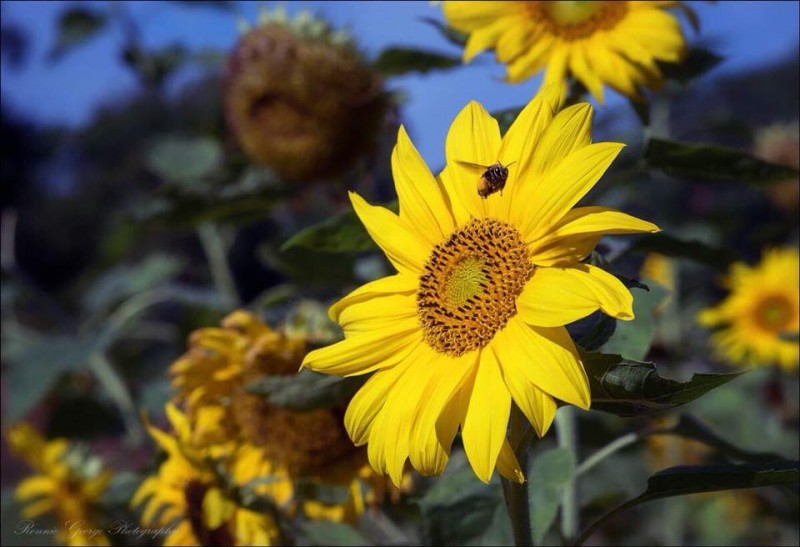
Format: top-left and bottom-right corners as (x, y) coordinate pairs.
(132, 404), (292, 546)
(698, 248), (800, 371)
(442, 1), (689, 101)
(302, 86), (659, 485)
(5, 423), (111, 546)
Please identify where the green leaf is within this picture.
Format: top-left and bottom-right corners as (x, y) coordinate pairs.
(582, 352), (743, 417)
(1, 332), (109, 420)
(572, 312), (617, 352)
(625, 233), (738, 270)
(82, 254), (184, 312)
(281, 201), (398, 253)
(529, 447), (575, 544)
(575, 460), (799, 546)
(298, 521), (369, 546)
(122, 44), (188, 88)
(645, 137), (800, 186)
(373, 47), (461, 77)
(49, 8), (106, 61)
(417, 456), (511, 546)
(419, 17), (468, 46)
(146, 135), (224, 184)
(246, 369), (364, 411)
(600, 282), (669, 361)
(660, 47), (723, 84)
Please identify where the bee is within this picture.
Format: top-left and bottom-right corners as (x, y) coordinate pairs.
(456, 160), (516, 198)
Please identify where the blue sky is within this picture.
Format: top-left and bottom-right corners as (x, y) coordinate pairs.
(1, 1), (798, 166)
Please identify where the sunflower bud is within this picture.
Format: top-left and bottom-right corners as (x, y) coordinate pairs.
(225, 8), (386, 182)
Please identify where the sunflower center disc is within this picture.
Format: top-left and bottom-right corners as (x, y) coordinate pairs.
(754, 295), (796, 333)
(531, 1), (628, 40)
(417, 219), (534, 356)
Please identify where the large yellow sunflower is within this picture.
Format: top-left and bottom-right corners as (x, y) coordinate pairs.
(442, 1), (689, 102)
(698, 248), (799, 371)
(302, 86), (659, 485)
(6, 423), (111, 546)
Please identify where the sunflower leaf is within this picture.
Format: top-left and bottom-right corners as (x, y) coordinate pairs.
(660, 47), (723, 83)
(529, 447), (575, 544)
(49, 7), (107, 61)
(575, 460), (800, 546)
(298, 521), (370, 546)
(245, 369), (365, 411)
(373, 47), (461, 77)
(624, 233), (739, 270)
(645, 138), (799, 185)
(599, 282), (668, 361)
(581, 351), (743, 417)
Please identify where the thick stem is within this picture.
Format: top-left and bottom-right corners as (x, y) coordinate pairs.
(556, 406), (579, 542)
(502, 405), (533, 547)
(197, 222), (239, 308)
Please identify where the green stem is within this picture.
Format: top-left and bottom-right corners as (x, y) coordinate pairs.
(197, 222), (239, 308)
(556, 406), (579, 542)
(574, 432), (640, 478)
(502, 405), (533, 547)
(88, 354), (145, 446)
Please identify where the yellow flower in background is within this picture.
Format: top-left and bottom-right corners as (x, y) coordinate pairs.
(5, 423), (111, 546)
(442, 1), (689, 101)
(132, 404), (291, 546)
(302, 86), (659, 485)
(699, 248), (800, 371)
(168, 310), (406, 523)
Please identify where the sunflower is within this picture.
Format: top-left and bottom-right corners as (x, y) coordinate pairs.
(302, 86), (659, 485)
(131, 404), (292, 546)
(5, 423), (111, 546)
(698, 248), (799, 371)
(442, 1), (690, 102)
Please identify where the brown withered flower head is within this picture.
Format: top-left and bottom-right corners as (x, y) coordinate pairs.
(225, 8), (387, 182)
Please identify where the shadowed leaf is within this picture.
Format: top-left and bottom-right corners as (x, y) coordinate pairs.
(49, 8), (106, 61)
(529, 447), (575, 544)
(645, 138), (800, 185)
(246, 369), (364, 411)
(419, 16), (468, 46)
(660, 47), (723, 83)
(625, 233), (739, 270)
(298, 521), (369, 546)
(373, 47), (461, 76)
(600, 282), (668, 361)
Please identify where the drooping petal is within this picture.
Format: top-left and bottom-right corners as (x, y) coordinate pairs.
(302, 321), (422, 377)
(519, 142), (625, 241)
(409, 351), (477, 475)
(530, 205), (659, 248)
(350, 192), (430, 274)
(461, 349), (511, 483)
(329, 273), (417, 322)
(393, 126), (456, 245)
(338, 293), (418, 336)
(517, 264), (634, 327)
(496, 439), (525, 483)
(493, 343), (557, 437)
(494, 317), (590, 409)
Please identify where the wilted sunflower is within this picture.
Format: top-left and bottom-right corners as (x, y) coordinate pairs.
(302, 86), (659, 485)
(5, 423), (111, 546)
(132, 404), (291, 546)
(169, 310), (407, 522)
(699, 248), (799, 371)
(442, 1), (690, 101)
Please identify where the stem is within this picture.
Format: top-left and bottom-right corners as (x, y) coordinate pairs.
(574, 432), (640, 478)
(502, 405), (533, 546)
(88, 354), (145, 446)
(197, 222), (239, 308)
(556, 406), (579, 542)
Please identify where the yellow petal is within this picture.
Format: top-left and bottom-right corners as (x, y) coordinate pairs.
(493, 343), (557, 437)
(302, 321), (422, 377)
(530, 205), (659, 249)
(344, 348), (419, 445)
(350, 192), (429, 274)
(463, 18), (507, 62)
(15, 476), (55, 500)
(444, 101), (502, 220)
(517, 264), (634, 327)
(569, 42), (605, 103)
(338, 293), (418, 337)
(409, 351), (477, 475)
(520, 142), (625, 241)
(461, 349), (511, 483)
(619, 8), (686, 62)
(393, 126), (456, 245)
(496, 439), (525, 483)
(442, 1), (515, 32)
(494, 317), (590, 409)
(202, 487), (235, 530)
(21, 497), (54, 518)
(528, 103), (593, 179)
(498, 83), (562, 224)
(542, 44), (569, 89)
(329, 273), (417, 322)
(529, 234), (601, 267)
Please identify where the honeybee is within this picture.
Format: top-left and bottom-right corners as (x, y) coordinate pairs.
(456, 160), (516, 198)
